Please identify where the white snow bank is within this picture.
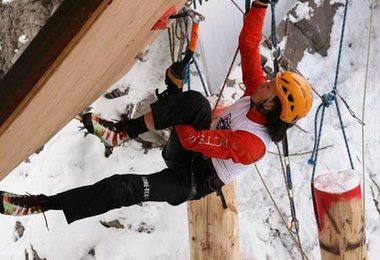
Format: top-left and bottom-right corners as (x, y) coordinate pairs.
(314, 170), (360, 193)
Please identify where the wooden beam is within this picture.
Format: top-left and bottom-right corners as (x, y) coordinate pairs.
(0, 0), (106, 128)
(0, 0), (187, 179)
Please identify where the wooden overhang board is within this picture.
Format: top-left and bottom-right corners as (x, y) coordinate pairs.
(0, 0), (188, 180)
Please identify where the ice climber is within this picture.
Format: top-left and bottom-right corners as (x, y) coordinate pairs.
(1, 0), (313, 224)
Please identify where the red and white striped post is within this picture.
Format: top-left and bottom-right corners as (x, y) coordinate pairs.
(313, 170), (368, 260)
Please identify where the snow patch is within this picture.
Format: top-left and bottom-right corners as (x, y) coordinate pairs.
(18, 34), (29, 44)
(314, 170), (360, 193)
(289, 2), (313, 23)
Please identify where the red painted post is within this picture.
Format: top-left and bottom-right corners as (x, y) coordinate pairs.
(313, 170), (368, 260)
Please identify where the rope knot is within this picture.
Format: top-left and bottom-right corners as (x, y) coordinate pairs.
(308, 158), (316, 165)
(321, 91), (336, 107)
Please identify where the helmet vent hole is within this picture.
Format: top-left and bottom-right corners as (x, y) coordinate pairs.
(282, 86), (288, 93)
(290, 105), (295, 111)
(301, 88), (306, 97)
(281, 78), (290, 84)
(293, 78), (301, 86)
(288, 94), (294, 102)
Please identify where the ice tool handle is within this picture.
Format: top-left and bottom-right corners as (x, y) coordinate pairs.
(170, 9), (205, 63)
(156, 9), (205, 100)
(170, 9), (205, 24)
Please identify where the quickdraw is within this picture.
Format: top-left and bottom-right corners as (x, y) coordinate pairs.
(268, 0), (305, 258)
(169, 9), (205, 64)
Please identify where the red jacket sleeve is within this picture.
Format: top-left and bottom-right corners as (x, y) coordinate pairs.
(175, 125), (266, 165)
(239, 6), (267, 97)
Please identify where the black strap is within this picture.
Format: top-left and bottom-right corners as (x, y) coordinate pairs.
(207, 160), (228, 209)
(214, 184), (228, 209)
(186, 156), (199, 201)
(186, 156), (227, 209)
(186, 168), (198, 201)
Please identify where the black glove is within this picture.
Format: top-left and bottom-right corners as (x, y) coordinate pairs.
(165, 61), (185, 90)
(156, 62), (186, 99)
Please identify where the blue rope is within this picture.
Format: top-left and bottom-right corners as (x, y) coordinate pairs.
(308, 0), (354, 229)
(308, 0), (354, 172)
(309, 101), (329, 180)
(192, 57), (210, 96)
(185, 62), (191, 90)
(183, 15), (209, 95)
(334, 98), (354, 169)
(333, 0), (349, 91)
(330, 0), (354, 169)
(309, 102), (327, 230)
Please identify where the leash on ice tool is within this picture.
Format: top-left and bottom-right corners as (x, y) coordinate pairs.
(267, 1), (306, 258)
(268, 0), (299, 236)
(254, 164), (310, 260)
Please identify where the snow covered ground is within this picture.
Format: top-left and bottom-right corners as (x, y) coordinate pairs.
(0, 0), (379, 259)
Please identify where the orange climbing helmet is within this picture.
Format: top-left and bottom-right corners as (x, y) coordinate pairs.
(274, 71), (313, 123)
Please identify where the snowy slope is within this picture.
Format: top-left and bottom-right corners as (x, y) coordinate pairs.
(1, 0), (379, 259)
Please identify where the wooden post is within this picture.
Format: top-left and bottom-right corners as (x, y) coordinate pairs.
(187, 181), (240, 260)
(313, 170), (368, 260)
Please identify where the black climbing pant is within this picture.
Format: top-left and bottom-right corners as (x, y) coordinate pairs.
(57, 91), (224, 223)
